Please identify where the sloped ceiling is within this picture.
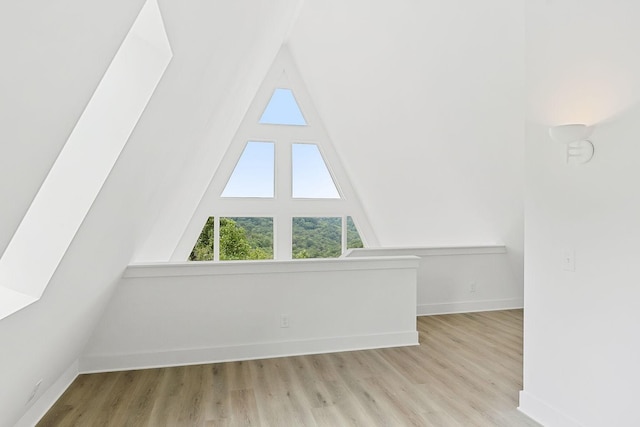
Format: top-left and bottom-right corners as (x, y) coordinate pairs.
(0, 1), (525, 423)
(287, 0), (525, 251)
(135, 0), (525, 263)
(132, 1), (305, 261)
(0, 0), (147, 258)
(0, 1), (300, 425)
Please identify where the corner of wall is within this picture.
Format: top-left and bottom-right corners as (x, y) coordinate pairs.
(518, 390), (584, 427)
(14, 361), (79, 427)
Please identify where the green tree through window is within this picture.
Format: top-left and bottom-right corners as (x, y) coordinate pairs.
(292, 217), (342, 259)
(189, 217), (215, 261)
(189, 217), (272, 261)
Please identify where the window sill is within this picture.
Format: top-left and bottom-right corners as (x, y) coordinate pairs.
(344, 245), (507, 258)
(125, 256), (420, 279)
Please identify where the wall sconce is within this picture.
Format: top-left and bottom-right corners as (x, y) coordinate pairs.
(549, 124), (594, 164)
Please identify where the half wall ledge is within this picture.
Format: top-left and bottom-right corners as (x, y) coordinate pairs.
(125, 255), (421, 278)
(81, 256), (420, 372)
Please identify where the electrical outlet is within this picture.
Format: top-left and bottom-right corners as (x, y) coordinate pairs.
(26, 379), (42, 405)
(562, 248), (576, 272)
(470, 281), (477, 293)
(280, 314), (290, 328)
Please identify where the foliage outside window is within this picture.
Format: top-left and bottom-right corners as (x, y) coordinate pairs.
(190, 216), (363, 261)
(346, 216), (364, 249)
(190, 217), (216, 261)
(292, 217), (342, 259)
(189, 217), (273, 261)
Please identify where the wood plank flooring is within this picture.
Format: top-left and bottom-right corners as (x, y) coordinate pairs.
(38, 310), (539, 426)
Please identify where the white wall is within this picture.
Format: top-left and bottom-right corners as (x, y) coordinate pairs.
(0, 0), (172, 318)
(0, 1), (301, 426)
(521, 1), (640, 426)
(287, 0), (525, 277)
(81, 257), (418, 372)
(136, 0), (526, 281)
(346, 246), (522, 315)
(0, 1), (527, 424)
(0, 0), (145, 259)
(132, 2), (304, 262)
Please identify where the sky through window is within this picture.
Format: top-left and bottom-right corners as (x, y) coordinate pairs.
(221, 141), (274, 197)
(292, 143), (340, 198)
(259, 88), (307, 125)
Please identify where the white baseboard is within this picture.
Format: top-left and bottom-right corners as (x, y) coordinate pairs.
(15, 360), (79, 427)
(80, 331), (418, 374)
(518, 390), (584, 427)
(417, 298), (523, 316)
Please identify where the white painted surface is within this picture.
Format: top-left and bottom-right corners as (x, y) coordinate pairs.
(136, 0), (525, 288)
(0, 287), (37, 319)
(346, 246), (522, 315)
(165, 47), (380, 263)
(132, 5), (304, 263)
(523, 1), (640, 426)
(518, 391), (583, 427)
(81, 257), (419, 372)
(0, 0), (172, 319)
(287, 0), (525, 276)
(0, 0), (148, 258)
(15, 361), (79, 427)
(0, 1), (300, 426)
(1, 1), (527, 424)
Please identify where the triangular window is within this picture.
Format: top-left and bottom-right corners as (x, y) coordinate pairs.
(175, 47), (379, 262)
(221, 141), (274, 198)
(292, 143), (340, 199)
(259, 88), (307, 126)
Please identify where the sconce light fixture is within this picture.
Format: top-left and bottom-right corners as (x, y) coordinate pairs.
(549, 124), (594, 164)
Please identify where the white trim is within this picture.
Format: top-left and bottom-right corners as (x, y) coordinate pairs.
(519, 390), (585, 427)
(214, 217), (220, 262)
(125, 255), (420, 278)
(341, 215), (348, 253)
(417, 298), (523, 316)
(80, 332), (418, 374)
(170, 46), (379, 262)
(345, 244), (506, 258)
(15, 360), (79, 427)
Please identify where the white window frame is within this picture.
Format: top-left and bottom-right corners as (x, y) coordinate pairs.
(172, 47), (378, 261)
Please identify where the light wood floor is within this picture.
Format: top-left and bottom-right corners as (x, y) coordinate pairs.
(39, 310), (539, 426)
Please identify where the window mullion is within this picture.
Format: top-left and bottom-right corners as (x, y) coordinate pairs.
(274, 140), (292, 260)
(342, 215), (347, 255)
(214, 217), (220, 261)
(275, 139), (291, 200)
(275, 215), (292, 260)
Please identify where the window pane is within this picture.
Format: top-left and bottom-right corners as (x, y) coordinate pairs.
(220, 217), (273, 260)
(189, 216), (215, 261)
(292, 143), (340, 199)
(347, 216), (364, 249)
(259, 88), (307, 125)
(222, 141), (274, 198)
(292, 217), (342, 259)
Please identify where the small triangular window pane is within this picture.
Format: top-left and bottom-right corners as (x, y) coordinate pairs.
(222, 141), (274, 198)
(259, 88), (307, 125)
(292, 143), (340, 198)
(189, 217), (216, 261)
(347, 216), (364, 249)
